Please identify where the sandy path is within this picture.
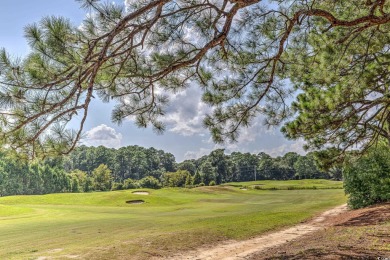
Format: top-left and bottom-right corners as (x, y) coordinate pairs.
(166, 204), (348, 260)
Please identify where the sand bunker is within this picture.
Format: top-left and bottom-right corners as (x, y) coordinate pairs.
(126, 200), (145, 204)
(132, 191), (150, 195)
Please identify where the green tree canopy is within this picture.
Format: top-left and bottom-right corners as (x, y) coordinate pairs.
(1, 0), (389, 156)
(293, 153), (323, 180)
(92, 164), (112, 191)
(343, 142), (390, 208)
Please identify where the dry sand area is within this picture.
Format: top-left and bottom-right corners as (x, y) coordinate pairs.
(132, 191), (150, 195)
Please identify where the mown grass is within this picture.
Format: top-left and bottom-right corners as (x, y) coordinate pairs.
(0, 180), (346, 259)
(223, 179), (343, 190)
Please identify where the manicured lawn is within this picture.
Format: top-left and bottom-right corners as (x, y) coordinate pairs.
(0, 182), (346, 259)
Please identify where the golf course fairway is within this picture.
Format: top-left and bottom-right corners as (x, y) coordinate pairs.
(0, 181), (346, 259)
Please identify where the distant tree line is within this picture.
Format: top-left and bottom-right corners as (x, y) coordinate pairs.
(65, 146), (342, 189)
(2, 143), (388, 209)
(0, 145), (343, 196)
(178, 150), (341, 186)
(64, 145), (176, 182)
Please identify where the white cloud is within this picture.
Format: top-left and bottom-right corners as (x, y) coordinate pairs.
(82, 124), (123, 148)
(181, 124), (307, 160)
(258, 139), (306, 157)
(122, 85), (211, 137)
(201, 117), (271, 151)
(183, 138), (306, 160)
(161, 85), (212, 137)
(184, 148), (213, 160)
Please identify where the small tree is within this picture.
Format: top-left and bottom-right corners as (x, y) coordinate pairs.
(185, 174), (192, 187)
(0, 168), (6, 197)
(71, 177), (80, 193)
(200, 161), (216, 186)
(123, 178), (138, 189)
(111, 182), (124, 191)
(162, 170), (191, 187)
(69, 169), (88, 192)
(192, 171), (202, 186)
(343, 143), (390, 209)
(92, 164), (112, 191)
(138, 176), (161, 189)
(84, 177), (94, 192)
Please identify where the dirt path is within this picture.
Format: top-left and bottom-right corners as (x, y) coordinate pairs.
(166, 204), (348, 260)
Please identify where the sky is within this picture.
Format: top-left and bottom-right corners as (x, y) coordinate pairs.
(0, 0), (305, 162)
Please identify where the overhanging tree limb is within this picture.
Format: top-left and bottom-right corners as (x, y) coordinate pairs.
(0, 0), (390, 157)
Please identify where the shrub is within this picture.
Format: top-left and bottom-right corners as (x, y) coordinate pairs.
(138, 176), (162, 189)
(71, 177), (80, 193)
(198, 182), (205, 187)
(343, 143), (390, 209)
(92, 164), (112, 191)
(192, 171), (202, 185)
(111, 182), (124, 191)
(162, 170), (191, 187)
(209, 180), (216, 186)
(123, 178), (138, 189)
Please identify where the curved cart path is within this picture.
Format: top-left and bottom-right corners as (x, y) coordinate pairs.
(165, 204), (348, 260)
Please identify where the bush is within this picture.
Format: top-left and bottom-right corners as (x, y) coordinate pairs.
(343, 143), (390, 209)
(162, 170), (191, 187)
(138, 176), (162, 189)
(111, 182), (124, 191)
(123, 178), (138, 189)
(209, 180), (216, 186)
(91, 164), (112, 191)
(198, 182), (205, 187)
(192, 171), (202, 185)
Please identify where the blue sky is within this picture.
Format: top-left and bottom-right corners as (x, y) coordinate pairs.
(0, 0), (304, 161)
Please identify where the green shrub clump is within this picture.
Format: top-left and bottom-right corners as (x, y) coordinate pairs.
(138, 176), (162, 189)
(343, 143), (390, 209)
(123, 179), (139, 189)
(111, 182), (124, 191)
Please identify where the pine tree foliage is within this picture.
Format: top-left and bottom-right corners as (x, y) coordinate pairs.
(1, 0), (390, 156)
(282, 0), (390, 154)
